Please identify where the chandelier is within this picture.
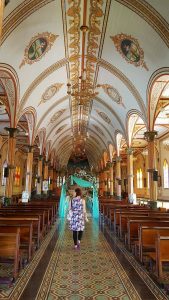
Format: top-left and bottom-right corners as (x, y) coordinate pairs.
(67, 70), (98, 103)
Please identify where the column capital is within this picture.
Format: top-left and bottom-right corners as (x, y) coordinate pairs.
(38, 155), (43, 161)
(126, 147), (133, 155)
(4, 127), (19, 138)
(144, 130), (158, 142)
(27, 145), (34, 153)
(116, 156), (122, 162)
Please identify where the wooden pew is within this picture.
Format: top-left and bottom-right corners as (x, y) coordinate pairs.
(127, 219), (169, 250)
(0, 229), (20, 281)
(149, 235), (169, 278)
(0, 211), (44, 242)
(0, 222), (33, 262)
(138, 226), (169, 263)
(0, 216), (40, 248)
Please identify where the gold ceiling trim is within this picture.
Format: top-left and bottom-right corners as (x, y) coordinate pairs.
(115, 0), (169, 48)
(91, 115), (115, 145)
(19, 32), (58, 69)
(88, 128), (108, 149)
(18, 58), (67, 117)
(38, 83), (64, 106)
(46, 115), (70, 141)
(35, 95), (68, 137)
(98, 59), (146, 118)
(66, 0), (105, 139)
(94, 96), (126, 136)
(1, 0), (55, 44)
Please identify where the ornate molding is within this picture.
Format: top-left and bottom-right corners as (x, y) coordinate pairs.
(18, 58), (67, 116)
(98, 59), (146, 118)
(98, 84), (126, 108)
(126, 147), (134, 155)
(111, 33), (148, 71)
(144, 130), (158, 141)
(19, 32), (58, 68)
(38, 83), (64, 106)
(1, 0), (55, 44)
(115, 0), (169, 48)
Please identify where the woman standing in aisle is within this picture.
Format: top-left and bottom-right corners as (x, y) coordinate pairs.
(68, 187), (88, 249)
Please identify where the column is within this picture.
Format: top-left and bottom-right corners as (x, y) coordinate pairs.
(37, 155), (43, 195)
(0, 0), (4, 43)
(110, 164), (114, 196)
(144, 131), (158, 203)
(44, 161), (49, 180)
(43, 161), (49, 194)
(116, 156), (121, 200)
(25, 146), (34, 197)
(5, 127), (18, 199)
(104, 170), (108, 195)
(49, 167), (54, 191)
(127, 147), (134, 196)
(53, 169), (57, 190)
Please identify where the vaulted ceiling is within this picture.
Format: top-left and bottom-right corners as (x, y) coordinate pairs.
(0, 0), (169, 170)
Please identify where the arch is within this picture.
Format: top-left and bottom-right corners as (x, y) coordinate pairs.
(126, 110), (147, 147)
(0, 63), (20, 127)
(108, 143), (115, 162)
(147, 67), (169, 130)
(17, 107), (37, 145)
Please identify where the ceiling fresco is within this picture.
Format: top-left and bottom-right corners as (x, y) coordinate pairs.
(0, 0), (169, 169)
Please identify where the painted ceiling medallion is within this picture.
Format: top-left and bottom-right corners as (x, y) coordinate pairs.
(38, 83), (63, 106)
(55, 124), (67, 135)
(93, 125), (104, 136)
(95, 109), (113, 127)
(19, 32), (59, 68)
(99, 84), (126, 108)
(48, 109), (66, 126)
(110, 34), (148, 71)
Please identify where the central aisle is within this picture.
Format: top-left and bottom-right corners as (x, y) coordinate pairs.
(34, 218), (154, 300)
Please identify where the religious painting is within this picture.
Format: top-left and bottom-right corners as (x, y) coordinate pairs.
(110, 34), (148, 71)
(19, 32), (59, 68)
(38, 83), (63, 106)
(28, 37), (47, 61)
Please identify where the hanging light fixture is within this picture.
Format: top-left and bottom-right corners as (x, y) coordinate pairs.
(67, 70), (99, 103)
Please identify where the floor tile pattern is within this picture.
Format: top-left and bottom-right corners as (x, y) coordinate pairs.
(36, 219), (142, 300)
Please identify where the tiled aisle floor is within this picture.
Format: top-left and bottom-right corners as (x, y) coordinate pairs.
(0, 217), (169, 300)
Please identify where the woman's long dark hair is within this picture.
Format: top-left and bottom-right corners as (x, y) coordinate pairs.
(75, 187), (82, 197)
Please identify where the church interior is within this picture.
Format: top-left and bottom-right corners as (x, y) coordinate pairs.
(0, 0), (169, 299)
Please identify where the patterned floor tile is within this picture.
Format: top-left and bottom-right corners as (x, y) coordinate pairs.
(36, 219), (142, 300)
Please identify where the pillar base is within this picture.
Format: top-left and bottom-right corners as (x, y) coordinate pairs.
(116, 195), (122, 200)
(148, 201), (157, 209)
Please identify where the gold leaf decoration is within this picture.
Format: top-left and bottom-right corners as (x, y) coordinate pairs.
(110, 33), (148, 71)
(38, 83), (63, 106)
(55, 124), (67, 135)
(99, 84), (126, 108)
(19, 32), (59, 68)
(48, 109), (66, 126)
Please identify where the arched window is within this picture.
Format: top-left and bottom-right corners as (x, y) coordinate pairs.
(137, 168), (143, 188)
(1, 160), (7, 186)
(163, 160), (169, 188)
